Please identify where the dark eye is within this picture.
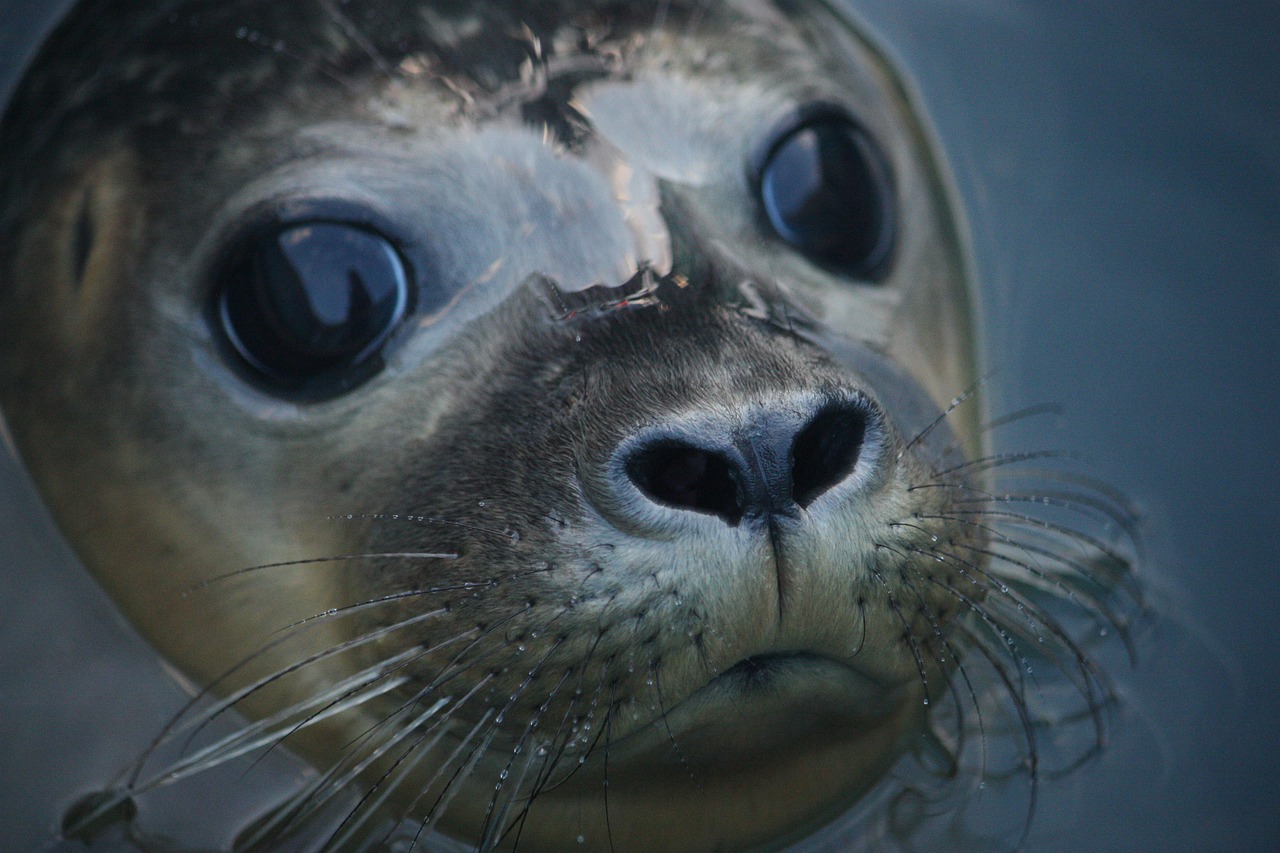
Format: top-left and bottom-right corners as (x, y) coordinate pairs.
(216, 220), (410, 396)
(755, 107), (894, 278)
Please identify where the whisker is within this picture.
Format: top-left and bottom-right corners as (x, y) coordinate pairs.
(522, 649), (615, 800)
(961, 541), (1137, 658)
(868, 557), (933, 706)
(403, 705), (498, 850)
(938, 635), (988, 783)
(948, 491), (1141, 551)
(187, 551), (458, 592)
(909, 477), (1141, 549)
(136, 569), (515, 787)
(499, 667), (578, 851)
(910, 568), (1031, 699)
(850, 593), (869, 657)
(247, 695), (452, 848)
(281, 670), (483, 835)
(336, 511), (523, 545)
(893, 565), (977, 762)
(897, 518), (1116, 634)
(922, 509), (1134, 585)
(132, 661), (414, 795)
(486, 738), (544, 852)
(928, 449), (1078, 481)
(898, 377), (986, 463)
(476, 637), (567, 849)
(130, 607), (449, 789)
(646, 650), (697, 782)
(326, 677), (498, 849)
(910, 543), (1107, 702)
(986, 466), (1144, 526)
(182, 608), (453, 758)
(910, 511), (1139, 604)
(978, 402), (1064, 433)
(438, 722), (503, 843)
(949, 619), (1040, 849)
(602, 681), (620, 853)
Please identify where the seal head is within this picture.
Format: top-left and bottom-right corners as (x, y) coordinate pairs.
(0, 1), (1133, 850)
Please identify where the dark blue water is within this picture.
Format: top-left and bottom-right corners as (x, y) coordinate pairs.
(2, 1), (1277, 850)
(841, 2), (1280, 850)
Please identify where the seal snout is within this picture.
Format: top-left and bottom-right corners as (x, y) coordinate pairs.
(616, 396), (874, 528)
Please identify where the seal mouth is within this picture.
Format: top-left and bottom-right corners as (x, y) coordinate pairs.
(696, 651), (903, 720)
(601, 650), (907, 774)
(714, 651), (833, 690)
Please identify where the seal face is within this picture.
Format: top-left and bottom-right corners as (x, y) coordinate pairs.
(0, 1), (1140, 850)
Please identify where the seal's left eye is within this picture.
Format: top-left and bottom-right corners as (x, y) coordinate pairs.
(216, 221), (410, 396)
(754, 107), (894, 278)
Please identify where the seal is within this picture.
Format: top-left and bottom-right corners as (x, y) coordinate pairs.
(0, 1), (1139, 850)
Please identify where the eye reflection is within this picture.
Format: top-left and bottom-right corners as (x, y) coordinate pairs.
(216, 221), (410, 396)
(757, 110), (894, 278)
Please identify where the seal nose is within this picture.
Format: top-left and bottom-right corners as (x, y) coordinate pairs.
(623, 402), (868, 526)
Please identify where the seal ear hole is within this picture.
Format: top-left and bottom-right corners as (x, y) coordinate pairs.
(71, 188), (95, 286)
(753, 104), (895, 279)
(214, 218), (412, 398)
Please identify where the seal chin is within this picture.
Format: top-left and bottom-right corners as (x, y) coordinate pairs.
(618, 652), (914, 769)
(487, 650), (925, 853)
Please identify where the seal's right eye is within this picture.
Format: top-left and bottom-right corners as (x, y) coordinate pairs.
(215, 221), (410, 397)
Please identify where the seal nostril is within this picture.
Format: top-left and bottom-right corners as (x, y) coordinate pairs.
(625, 442), (743, 525)
(792, 405), (866, 507)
